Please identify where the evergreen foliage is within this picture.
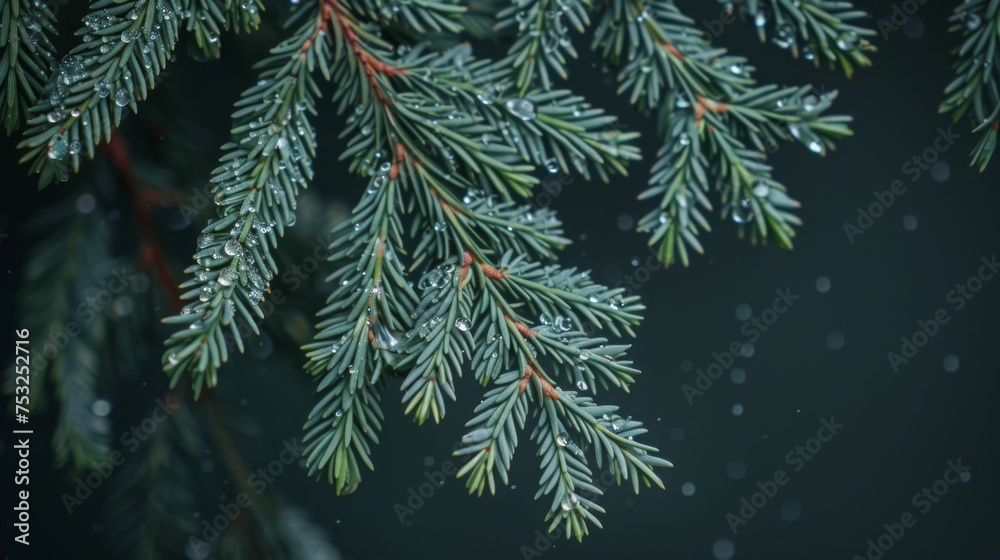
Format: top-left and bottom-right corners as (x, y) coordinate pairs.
(3, 0), (880, 555)
(941, 0), (999, 171)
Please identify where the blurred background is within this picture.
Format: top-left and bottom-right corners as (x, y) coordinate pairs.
(2, 0), (999, 558)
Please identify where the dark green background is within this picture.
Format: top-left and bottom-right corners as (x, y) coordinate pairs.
(2, 0), (999, 558)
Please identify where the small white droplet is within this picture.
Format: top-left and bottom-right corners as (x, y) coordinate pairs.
(815, 276), (831, 293)
(92, 398), (112, 417)
(826, 330), (844, 350)
(224, 239), (242, 256)
(712, 538), (735, 560)
(943, 354), (960, 373)
(735, 303), (752, 321)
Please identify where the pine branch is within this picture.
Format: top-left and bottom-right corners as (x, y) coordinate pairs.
(161, 6), (331, 398)
(17, 0), (186, 186)
(285, 0), (669, 534)
(593, 0), (853, 267)
(0, 0), (58, 135)
(301, 171), (416, 493)
(351, 0), (466, 34)
(184, 0), (264, 60)
(104, 395), (202, 560)
(495, 0), (591, 94)
(941, 0), (999, 171)
(11, 195), (114, 471)
(724, 0), (876, 77)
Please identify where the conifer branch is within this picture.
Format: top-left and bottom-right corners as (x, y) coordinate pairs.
(104, 396), (202, 560)
(0, 0), (58, 135)
(13, 196), (114, 471)
(285, 0), (670, 531)
(592, 0), (853, 267)
(17, 0), (185, 186)
(495, 0), (591, 94)
(184, 0), (263, 60)
(941, 0), (999, 171)
(160, 6), (330, 398)
(721, 0), (876, 77)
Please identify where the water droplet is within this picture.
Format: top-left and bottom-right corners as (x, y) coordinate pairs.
(752, 181), (770, 197)
(560, 493), (579, 511)
(197, 233), (213, 248)
(732, 197), (753, 224)
(505, 98), (536, 121)
(555, 433), (570, 447)
(455, 317), (471, 332)
(825, 330), (844, 350)
(962, 11), (981, 30)
(943, 354), (960, 373)
(47, 133), (68, 160)
(575, 380), (588, 391)
(92, 398), (112, 417)
(114, 87), (132, 107)
(727, 459), (747, 480)
(835, 31), (859, 51)
(713, 538), (735, 560)
(373, 321), (402, 351)
(217, 269), (238, 287)
(224, 239), (242, 256)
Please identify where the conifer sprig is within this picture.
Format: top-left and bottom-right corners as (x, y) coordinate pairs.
(284, 0), (671, 531)
(17, 0), (185, 186)
(941, 0), (999, 171)
(495, 0), (591, 94)
(14, 195), (115, 471)
(592, 0), (854, 267)
(160, 4), (334, 398)
(184, 0), (263, 60)
(721, 0), (876, 76)
(0, 0), (58, 135)
(14, 0), (267, 187)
